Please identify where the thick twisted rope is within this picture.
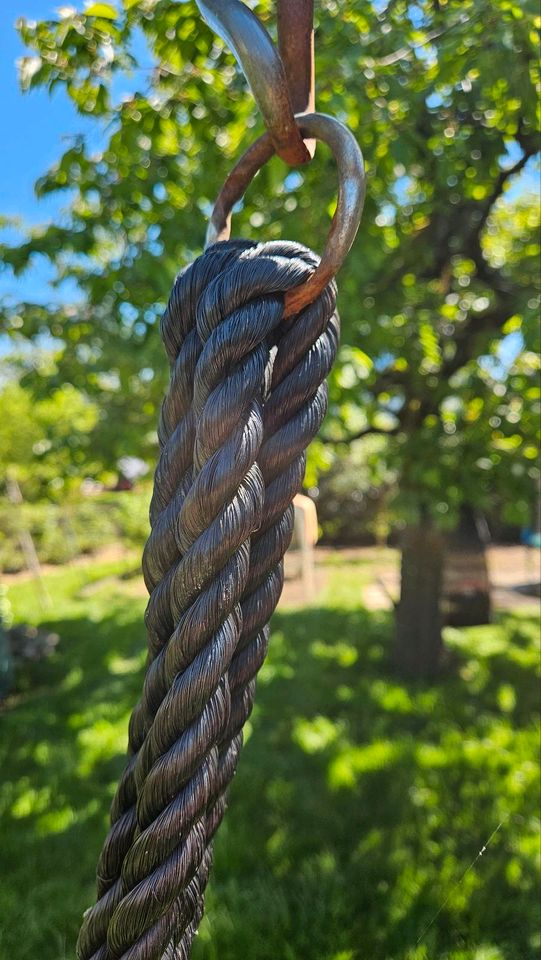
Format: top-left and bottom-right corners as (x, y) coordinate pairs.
(176, 259), (338, 960)
(171, 244), (338, 958)
(77, 240), (339, 960)
(77, 241), (253, 960)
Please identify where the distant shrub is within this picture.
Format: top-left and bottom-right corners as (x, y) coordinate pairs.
(314, 440), (397, 545)
(110, 492), (153, 546)
(0, 489), (150, 573)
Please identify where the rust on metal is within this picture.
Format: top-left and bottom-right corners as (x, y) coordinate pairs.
(277, 0), (316, 157)
(206, 112), (366, 318)
(196, 0), (311, 166)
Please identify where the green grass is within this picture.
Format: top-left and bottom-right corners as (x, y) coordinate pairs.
(1, 558), (539, 960)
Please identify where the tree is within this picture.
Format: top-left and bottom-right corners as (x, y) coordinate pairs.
(1, 0), (539, 673)
(0, 378), (99, 500)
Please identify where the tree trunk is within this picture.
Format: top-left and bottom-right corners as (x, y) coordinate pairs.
(444, 506), (491, 627)
(393, 521), (444, 678)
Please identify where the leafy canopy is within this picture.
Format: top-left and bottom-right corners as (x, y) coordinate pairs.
(1, 0), (539, 519)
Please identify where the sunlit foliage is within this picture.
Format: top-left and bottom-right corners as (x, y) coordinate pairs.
(0, 0), (539, 525)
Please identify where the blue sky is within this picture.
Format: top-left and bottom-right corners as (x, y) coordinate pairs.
(0, 1), (148, 305)
(0, 1), (100, 302)
(1, 2), (80, 229)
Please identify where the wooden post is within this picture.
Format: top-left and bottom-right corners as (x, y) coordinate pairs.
(293, 493), (318, 601)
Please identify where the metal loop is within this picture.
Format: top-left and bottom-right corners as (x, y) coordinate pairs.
(206, 113), (366, 318)
(196, 0), (311, 166)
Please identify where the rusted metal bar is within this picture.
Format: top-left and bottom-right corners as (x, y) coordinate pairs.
(277, 0), (316, 157)
(196, 0), (311, 165)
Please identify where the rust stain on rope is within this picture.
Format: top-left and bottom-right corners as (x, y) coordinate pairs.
(76, 240), (339, 959)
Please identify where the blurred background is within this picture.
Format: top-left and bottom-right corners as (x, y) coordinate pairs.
(0, 1), (540, 959)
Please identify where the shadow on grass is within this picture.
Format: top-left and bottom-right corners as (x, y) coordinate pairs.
(0, 594), (147, 960)
(199, 604), (540, 960)
(0, 581), (539, 960)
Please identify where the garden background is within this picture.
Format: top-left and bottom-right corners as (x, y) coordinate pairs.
(1, 2), (540, 959)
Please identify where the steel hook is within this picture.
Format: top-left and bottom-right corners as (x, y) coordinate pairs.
(195, 0), (313, 166)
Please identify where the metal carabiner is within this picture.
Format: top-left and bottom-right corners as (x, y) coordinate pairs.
(196, 0), (313, 166)
(206, 112), (366, 318)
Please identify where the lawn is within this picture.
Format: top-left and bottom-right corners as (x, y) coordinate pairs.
(0, 557), (539, 960)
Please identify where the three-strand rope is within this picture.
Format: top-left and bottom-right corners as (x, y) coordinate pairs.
(77, 239), (338, 960)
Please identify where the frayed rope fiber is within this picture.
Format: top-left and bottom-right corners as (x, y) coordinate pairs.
(77, 239), (339, 960)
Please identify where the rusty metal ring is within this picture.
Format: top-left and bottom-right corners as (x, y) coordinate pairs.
(206, 112), (366, 317)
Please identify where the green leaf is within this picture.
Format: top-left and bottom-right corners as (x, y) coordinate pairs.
(84, 2), (118, 19)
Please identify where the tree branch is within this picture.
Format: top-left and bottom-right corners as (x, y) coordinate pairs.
(471, 148), (535, 249)
(441, 304), (512, 380)
(320, 425), (400, 445)
(373, 14), (471, 67)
